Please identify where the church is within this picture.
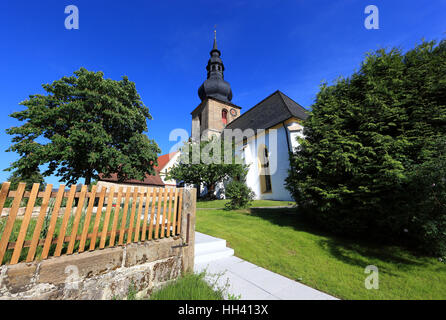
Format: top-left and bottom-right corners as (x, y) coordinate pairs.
(188, 33), (308, 201)
(98, 34), (309, 201)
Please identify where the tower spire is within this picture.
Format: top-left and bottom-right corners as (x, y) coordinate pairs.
(197, 29), (233, 102)
(214, 26), (217, 48)
(212, 25), (218, 52)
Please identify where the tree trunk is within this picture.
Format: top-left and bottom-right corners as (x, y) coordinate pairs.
(207, 183), (217, 200)
(209, 183), (215, 195)
(85, 174), (91, 186)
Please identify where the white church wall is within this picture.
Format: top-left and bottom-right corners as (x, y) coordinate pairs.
(241, 139), (262, 199)
(264, 126), (294, 201)
(238, 125), (295, 201)
(288, 122), (304, 152)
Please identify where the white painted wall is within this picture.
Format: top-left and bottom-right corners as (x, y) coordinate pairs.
(288, 122), (304, 152)
(236, 124), (300, 201)
(159, 152), (181, 186)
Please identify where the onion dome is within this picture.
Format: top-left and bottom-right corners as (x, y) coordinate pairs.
(198, 31), (233, 102)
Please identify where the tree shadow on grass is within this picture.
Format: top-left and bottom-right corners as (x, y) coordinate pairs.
(317, 239), (425, 275)
(249, 207), (329, 236)
(249, 207), (427, 271)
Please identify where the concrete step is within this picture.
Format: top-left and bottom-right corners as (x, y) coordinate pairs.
(194, 232), (234, 264)
(195, 247), (235, 265)
(195, 238), (227, 255)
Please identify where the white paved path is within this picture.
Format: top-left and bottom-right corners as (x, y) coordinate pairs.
(194, 232), (338, 300)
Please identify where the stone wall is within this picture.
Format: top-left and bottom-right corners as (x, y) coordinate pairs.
(191, 97), (241, 141)
(0, 188), (196, 300)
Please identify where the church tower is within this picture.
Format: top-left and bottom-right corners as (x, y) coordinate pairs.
(191, 31), (241, 141)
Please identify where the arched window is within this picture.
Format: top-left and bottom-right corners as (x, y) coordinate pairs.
(258, 145), (272, 193)
(222, 109), (228, 125)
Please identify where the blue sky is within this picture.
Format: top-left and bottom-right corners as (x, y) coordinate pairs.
(1, 0), (445, 185)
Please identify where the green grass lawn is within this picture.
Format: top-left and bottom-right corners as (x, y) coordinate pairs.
(196, 207), (446, 300)
(123, 272), (226, 300)
(149, 272), (224, 300)
(196, 199), (295, 209)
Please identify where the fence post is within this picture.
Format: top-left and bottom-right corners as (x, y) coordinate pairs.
(180, 187), (196, 273)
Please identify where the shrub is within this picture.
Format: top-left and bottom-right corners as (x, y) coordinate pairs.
(225, 180), (255, 210)
(286, 39), (446, 255)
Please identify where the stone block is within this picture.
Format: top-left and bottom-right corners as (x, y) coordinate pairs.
(38, 247), (123, 286)
(3, 263), (37, 294)
(152, 257), (182, 283)
(124, 238), (182, 267)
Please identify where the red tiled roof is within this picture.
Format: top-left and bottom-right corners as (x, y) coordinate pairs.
(98, 172), (165, 186)
(154, 151), (178, 172)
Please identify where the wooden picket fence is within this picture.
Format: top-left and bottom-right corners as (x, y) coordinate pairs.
(0, 182), (184, 266)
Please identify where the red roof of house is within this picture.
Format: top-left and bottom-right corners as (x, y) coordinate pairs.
(98, 151), (178, 187)
(98, 172), (165, 186)
(154, 151), (178, 172)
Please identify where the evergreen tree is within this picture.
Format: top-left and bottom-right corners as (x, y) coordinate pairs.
(286, 39), (446, 255)
(7, 167), (45, 191)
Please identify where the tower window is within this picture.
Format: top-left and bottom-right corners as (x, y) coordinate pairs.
(222, 109), (228, 125)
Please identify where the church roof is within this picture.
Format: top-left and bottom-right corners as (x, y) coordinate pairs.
(225, 90), (308, 132)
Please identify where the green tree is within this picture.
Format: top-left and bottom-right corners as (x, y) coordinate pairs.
(167, 137), (246, 199)
(285, 39), (446, 255)
(7, 167), (45, 191)
(6, 68), (160, 186)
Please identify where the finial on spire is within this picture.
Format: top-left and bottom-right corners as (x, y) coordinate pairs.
(212, 25), (218, 51)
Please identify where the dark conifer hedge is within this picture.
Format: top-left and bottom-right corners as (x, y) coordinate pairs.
(286, 39), (446, 256)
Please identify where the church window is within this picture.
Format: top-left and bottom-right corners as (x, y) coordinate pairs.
(241, 137), (248, 161)
(259, 145), (272, 193)
(222, 109), (228, 125)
